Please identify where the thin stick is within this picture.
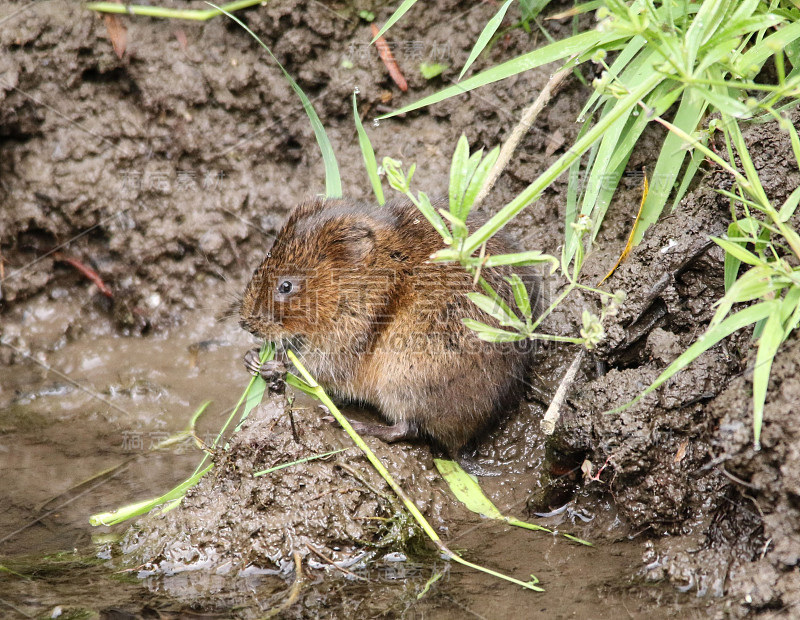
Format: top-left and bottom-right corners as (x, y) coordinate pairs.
(305, 544), (367, 581)
(475, 65), (572, 207)
(541, 348), (584, 435)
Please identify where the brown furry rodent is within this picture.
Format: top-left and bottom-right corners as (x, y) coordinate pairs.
(239, 198), (542, 456)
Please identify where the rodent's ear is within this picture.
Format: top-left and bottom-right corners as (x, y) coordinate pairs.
(336, 223), (375, 261)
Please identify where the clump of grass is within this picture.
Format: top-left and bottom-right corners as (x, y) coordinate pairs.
(377, 0), (800, 268)
(610, 113), (800, 450)
(373, 0), (800, 445)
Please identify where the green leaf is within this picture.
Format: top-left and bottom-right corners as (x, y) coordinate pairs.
(484, 251), (559, 271)
(462, 146), (500, 214)
(735, 20), (800, 76)
(433, 458), (590, 544)
(684, 0), (730, 70)
(353, 93), (385, 205)
(697, 86), (750, 119)
(439, 208), (469, 240)
(466, 292), (523, 328)
(379, 29), (616, 118)
(507, 274), (532, 320)
(607, 301), (776, 415)
(752, 303), (783, 449)
(371, 0), (418, 42)
(417, 191), (453, 244)
(462, 318), (525, 342)
(457, 150), (485, 220)
(778, 185), (800, 223)
(459, 0), (514, 80)
(635, 89), (708, 245)
(711, 265), (786, 327)
(721, 224), (743, 292)
(449, 135), (471, 218)
(419, 62), (448, 79)
(242, 376), (266, 420)
(711, 234), (762, 267)
(217, 6), (342, 198)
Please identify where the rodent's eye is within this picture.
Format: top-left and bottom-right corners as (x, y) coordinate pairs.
(278, 280), (293, 294)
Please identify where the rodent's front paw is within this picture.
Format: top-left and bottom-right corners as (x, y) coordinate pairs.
(244, 348), (263, 376)
(243, 349), (287, 393)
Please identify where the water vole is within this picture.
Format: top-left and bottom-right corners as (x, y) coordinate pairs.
(239, 198), (542, 455)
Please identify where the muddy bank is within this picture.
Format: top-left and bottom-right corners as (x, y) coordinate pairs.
(124, 390), (451, 577)
(548, 111), (800, 616)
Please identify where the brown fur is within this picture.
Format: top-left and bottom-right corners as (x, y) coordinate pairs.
(240, 198), (542, 453)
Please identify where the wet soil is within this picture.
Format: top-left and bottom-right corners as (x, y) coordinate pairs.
(1, 0), (799, 618)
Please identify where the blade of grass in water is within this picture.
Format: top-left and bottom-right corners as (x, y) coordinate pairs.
(211, 3), (342, 198)
(433, 458), (591, 545)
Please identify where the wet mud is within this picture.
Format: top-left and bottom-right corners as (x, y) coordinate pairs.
(1, 0), (799, 617)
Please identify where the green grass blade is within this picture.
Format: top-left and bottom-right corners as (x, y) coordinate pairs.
(634, 88), (708, 245)
(752, 304), (783, 449)
(353, 93), (385, 205)
(379, 29), (616, 119)
(606, 301), (776, 415)
(672, 133), (707, 210)
(459, 0), (514, 80)
(564, 116), (594, 261)
(234, 375), (266, 433)
(684, 0), (729, 69)
(214, 4), (342, 198)
(712, 234), (762, 267)
(507, 274), (532, 319)
(722, 223), (743, 291)
(466, 292), (524, 328)
(778, 185), (800, 223)
(90, 464), (214, 526)
(371, 0), (418, 42)
(449, 135), (470, 217)
(253, 449), (347, 477)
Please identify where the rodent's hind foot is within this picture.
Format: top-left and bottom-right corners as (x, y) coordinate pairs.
(341, 418), (418, 444)
(243, 348), (287, 393)
(456, 452), (501, 477)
